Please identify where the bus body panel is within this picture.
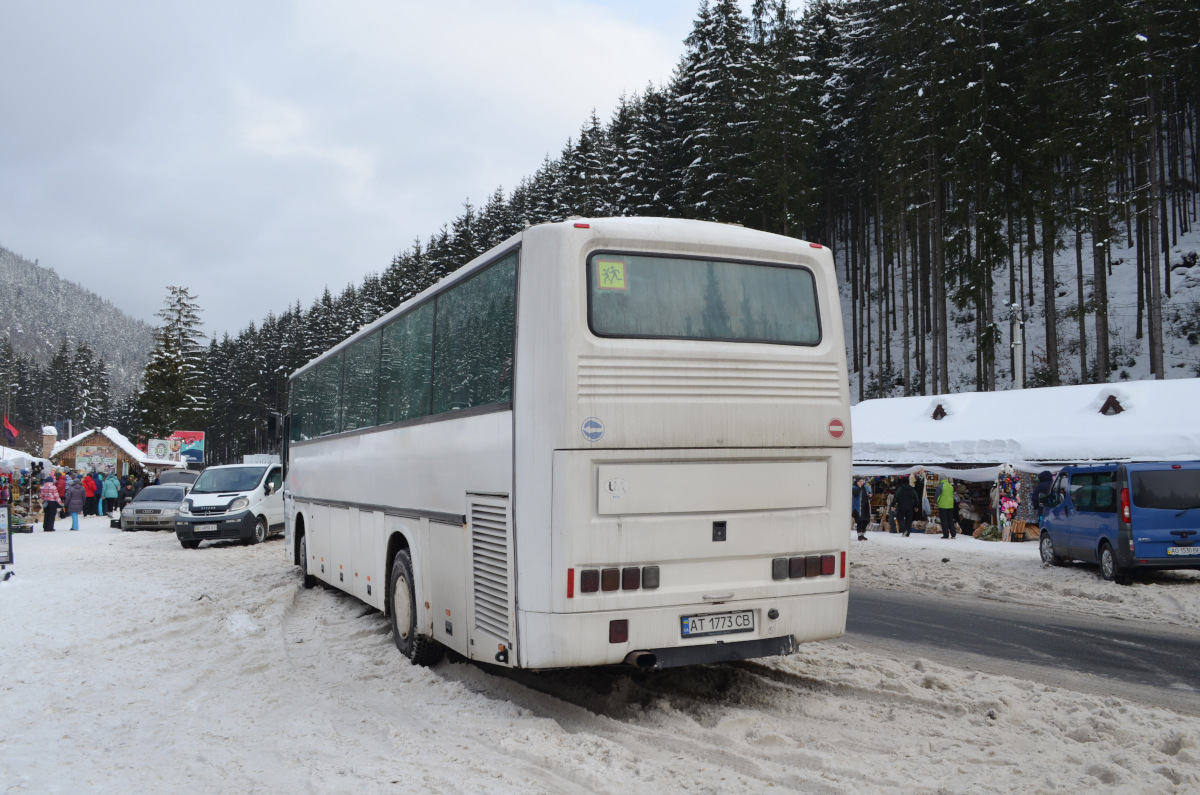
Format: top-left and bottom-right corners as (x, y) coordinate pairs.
(512, 219), (850, 631)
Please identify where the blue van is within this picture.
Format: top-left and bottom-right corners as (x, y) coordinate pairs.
(1039, 462), (1200, 583)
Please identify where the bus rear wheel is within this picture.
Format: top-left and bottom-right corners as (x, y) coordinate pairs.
(299, 533), (316, 589)
(389, 549), (443, 666)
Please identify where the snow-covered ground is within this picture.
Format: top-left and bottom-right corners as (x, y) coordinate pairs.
(3, 518), (1199, 793)
(849, 528), (1200, 630)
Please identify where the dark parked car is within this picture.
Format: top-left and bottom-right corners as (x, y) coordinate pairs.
(1039, 462), (1200, 583)
(158, 469), (201, 489)
(120, 485), (188, 531)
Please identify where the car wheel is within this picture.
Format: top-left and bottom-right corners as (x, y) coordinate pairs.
(299, 533), (316, 589)
(1099, 542), (1129, 584)
(1039, 532), (1063, 566)
(389, 549), (443, 667)
(180, 538), (200, 550)
(248, 516), (267, 545)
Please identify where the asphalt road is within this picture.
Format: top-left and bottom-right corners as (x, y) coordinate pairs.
(845, 587), (1200, 715)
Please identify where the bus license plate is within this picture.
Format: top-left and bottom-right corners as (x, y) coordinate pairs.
(680, 610), (755, 638)
(195, 524), (219, 533)
(1167, 546), (1200, 556)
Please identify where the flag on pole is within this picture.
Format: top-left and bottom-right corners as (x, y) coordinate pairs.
(3, 415), (18, 445)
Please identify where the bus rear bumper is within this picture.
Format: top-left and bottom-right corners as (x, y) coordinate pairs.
(517, 590), (847, 670)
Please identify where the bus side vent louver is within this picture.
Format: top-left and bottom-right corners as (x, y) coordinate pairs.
(470, 495), (512, 645)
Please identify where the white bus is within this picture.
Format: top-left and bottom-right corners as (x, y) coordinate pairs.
(284, 217), (851, 671)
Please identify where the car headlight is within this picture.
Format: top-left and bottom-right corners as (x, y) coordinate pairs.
(161, 508), (178, 518)
(180, 500), (192, 515)
(229, 497), (249, 512)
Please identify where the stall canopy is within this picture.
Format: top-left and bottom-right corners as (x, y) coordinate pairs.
(851, 378), (1200, 472)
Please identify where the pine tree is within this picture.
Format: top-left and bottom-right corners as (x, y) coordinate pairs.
(134, 285), (207, 437)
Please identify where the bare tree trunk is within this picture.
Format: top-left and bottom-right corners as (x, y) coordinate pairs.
(933, 173), (948, 393)
(1091, 187), (1110, 383)
(1147, 95), (1165, 379)
(1041, 202), (1059, 385)
(1075, 225), (1087, 383)
(901, 188), (911, 395)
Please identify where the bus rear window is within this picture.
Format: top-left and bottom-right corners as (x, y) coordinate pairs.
(587, 253), (821, 345)
(1131, 469), (1200, 510)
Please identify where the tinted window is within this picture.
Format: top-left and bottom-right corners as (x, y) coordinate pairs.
(1132, 469), (1200, 510)
(158, 471), (198, 484)
(381, 301), (434, 423)
(192, 466), (267, 494)
(342, 332), (380, 431)
(290, 368), (317, 442)
(133, 486), (185, 502)
(1070, 471), (1117, 513)
(588, 253), (820, 344)
(313, 352), (344, 436)
(431, 254), (516, 414)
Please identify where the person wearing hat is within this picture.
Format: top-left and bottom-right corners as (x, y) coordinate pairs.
(852, 478), (872, 541)
(39, 475), (61, 532)
(64, 476), (86, 531)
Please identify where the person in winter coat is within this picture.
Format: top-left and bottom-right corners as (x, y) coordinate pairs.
(1031, 471), (1054, 514)
(40, 476), (61, 532)
(936, 478), (957, 539)
(55, 471), (67, 503)
(852, 478), (872, 541)
(82, 473), (98, 516)
(64, 477), (86, 531)
(893, 476), (918, 537)
(102, 474), (120, 515)
(91, 472), (104, 509)
(118, 483), (136, 511)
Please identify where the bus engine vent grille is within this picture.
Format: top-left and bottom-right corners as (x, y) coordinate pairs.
(578, 356), (842, 401)
(470, 496), (512, 644)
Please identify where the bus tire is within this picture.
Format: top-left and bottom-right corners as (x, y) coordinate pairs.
(299, 533), (316, 589)
(389, 549), (442, 666)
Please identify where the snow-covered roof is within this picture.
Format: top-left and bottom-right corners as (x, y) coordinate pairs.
(49, 426), (181, 468)
(852, 378), (1200, 467)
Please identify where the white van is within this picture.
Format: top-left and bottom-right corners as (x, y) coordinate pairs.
(173, 464), (284, 549)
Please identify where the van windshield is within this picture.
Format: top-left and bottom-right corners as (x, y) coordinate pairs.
(1132, 470), (1200, 510)
(191, 466), (266, 494)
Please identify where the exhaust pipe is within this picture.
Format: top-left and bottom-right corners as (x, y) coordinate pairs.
(623, 651), (659, 671)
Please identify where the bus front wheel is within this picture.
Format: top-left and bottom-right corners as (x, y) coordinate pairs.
(389, 549), (443, 667)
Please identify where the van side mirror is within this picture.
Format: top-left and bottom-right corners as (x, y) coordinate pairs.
(265, 483), (275, 495)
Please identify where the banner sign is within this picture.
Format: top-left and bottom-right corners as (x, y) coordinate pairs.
(170, 431), (205, 464)
(147, 438), (181, 462)
(77, 445), (119, 474)
(0, 506), (12, 567)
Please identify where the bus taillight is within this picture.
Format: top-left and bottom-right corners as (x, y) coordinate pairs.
(609, 620), (628, 643)
(580, 569), (599, 593)
(567, 568), (574, 598)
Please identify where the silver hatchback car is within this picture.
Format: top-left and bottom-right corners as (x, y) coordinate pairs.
(121, 485), (188, 531)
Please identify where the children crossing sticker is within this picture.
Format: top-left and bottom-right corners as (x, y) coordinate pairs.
(595, 259), (628, 291)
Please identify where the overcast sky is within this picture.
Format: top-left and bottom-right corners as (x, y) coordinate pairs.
(0, 1), (710, 338)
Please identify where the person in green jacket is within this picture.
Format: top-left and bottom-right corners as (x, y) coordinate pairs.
(101, 473), (120, 516)
(936, 478), (957, 539)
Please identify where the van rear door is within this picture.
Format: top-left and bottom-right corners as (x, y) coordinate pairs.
(1128, 464), (1200, 560)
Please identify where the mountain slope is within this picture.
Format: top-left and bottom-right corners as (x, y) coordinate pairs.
(0, 245), (154, 394)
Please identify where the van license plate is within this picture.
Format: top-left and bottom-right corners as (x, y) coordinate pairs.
(195, 524), (219, 533)
(681, 610), (755, 638)
(1166, 546), (1200, 556)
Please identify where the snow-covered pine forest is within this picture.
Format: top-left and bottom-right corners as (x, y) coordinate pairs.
(0, 246), (154, 445)
(202, 0), (1199, 462)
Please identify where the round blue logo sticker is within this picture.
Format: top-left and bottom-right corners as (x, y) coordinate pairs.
(581, 417), (605, 442)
